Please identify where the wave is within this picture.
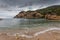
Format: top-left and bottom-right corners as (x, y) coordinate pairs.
(0, 28), (60, 38)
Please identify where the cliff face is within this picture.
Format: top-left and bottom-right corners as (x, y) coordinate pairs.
(14, 11), (43, 19)
(14, 5), (60, 19)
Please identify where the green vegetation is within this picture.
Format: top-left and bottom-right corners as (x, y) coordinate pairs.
(36, 5), (60, 15)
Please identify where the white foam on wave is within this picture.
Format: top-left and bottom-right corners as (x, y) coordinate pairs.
(1, 28), (60, 38)
(34, 28), (60, 36)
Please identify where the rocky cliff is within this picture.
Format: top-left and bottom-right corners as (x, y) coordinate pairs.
(14, 11), (43, 19)
(14, 5), (60, 19)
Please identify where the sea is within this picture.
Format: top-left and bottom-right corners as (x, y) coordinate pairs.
(0, 18), (60, 30)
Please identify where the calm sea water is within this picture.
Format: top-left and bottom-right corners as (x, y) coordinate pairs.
(0, 18), (60, 29)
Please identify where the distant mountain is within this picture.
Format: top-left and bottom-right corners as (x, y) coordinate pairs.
(14, 5), (60, 19)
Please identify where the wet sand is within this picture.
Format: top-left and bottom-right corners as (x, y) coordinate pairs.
(0, 27), (60, 40)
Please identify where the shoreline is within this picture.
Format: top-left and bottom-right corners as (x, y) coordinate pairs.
(0, 27), (60, 38)
(0, 27), (60, 40)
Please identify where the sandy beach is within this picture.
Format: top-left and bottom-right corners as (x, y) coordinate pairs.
(0, 27), (60, 40)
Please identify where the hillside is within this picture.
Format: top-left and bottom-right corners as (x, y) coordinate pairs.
(36, 5), (60, 15)
(14, 5), (60, 19)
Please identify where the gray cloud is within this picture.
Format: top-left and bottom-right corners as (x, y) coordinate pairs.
(0, 0), (60, 17)
(0, 0), (60, 11)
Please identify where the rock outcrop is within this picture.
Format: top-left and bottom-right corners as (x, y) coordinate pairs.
(14, 11), (43, 19)
(14, 5), (60, 19)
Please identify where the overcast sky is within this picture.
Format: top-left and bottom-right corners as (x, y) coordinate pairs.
(0, 0), (60, 18)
